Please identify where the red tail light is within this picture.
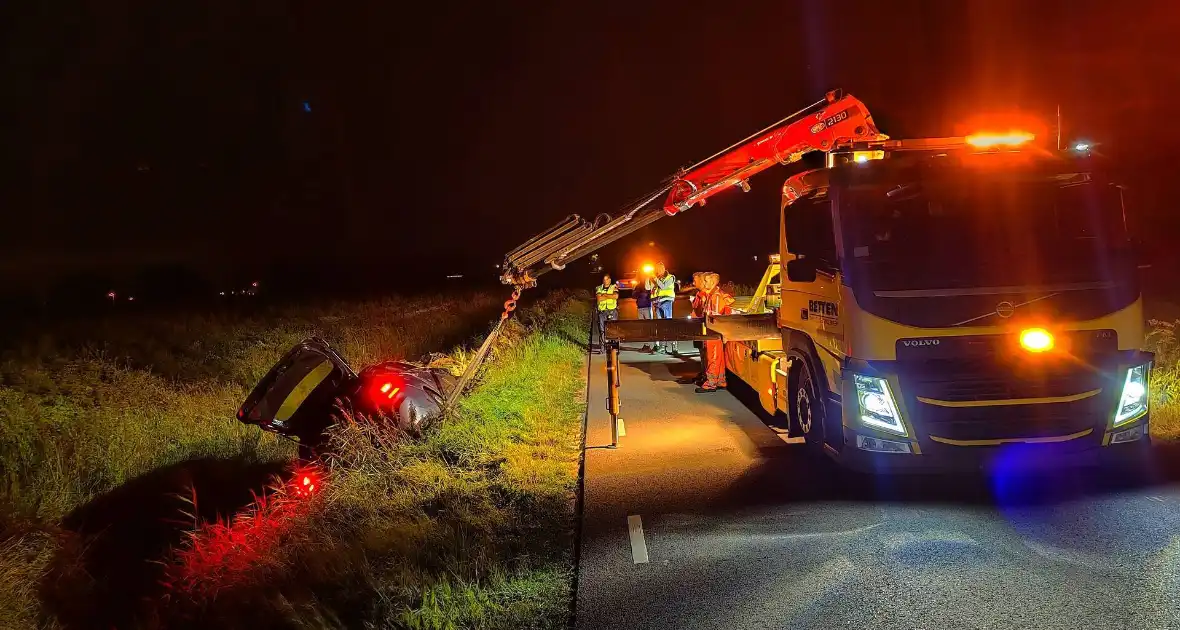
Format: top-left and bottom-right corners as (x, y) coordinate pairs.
(291, 469), (321, 498)
(368, 378), (404, 409)
(379, 382), (403, 398)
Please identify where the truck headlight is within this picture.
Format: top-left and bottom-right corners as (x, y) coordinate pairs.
(1113, 363), (1150, 426)
(854, 374), (907, 436)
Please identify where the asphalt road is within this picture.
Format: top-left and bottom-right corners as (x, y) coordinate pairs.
(575, 346), (1180, 630)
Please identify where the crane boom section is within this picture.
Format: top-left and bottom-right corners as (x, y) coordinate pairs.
(662, 91), (884, 216)
(499, 90), (882, 286)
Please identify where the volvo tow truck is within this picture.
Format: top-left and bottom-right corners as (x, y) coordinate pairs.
(497, 90), (1151, 471)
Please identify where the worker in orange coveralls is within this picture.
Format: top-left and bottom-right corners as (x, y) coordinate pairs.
(688, 272), (705, 315)
(684, 272), (707, 385)
(694, 272), (735, 393)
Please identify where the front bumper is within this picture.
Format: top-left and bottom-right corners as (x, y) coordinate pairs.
(826, 351), (1155, 474)
(830, 418), (1151, 474)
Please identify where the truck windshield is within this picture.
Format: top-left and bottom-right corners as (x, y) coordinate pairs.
(843, 178), (1128, 293)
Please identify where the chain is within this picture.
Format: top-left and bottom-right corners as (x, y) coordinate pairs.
(444, 285), (525, 411)
(501, 286), (521, 321)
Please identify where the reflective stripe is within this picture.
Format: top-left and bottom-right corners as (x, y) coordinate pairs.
(649, 274), (676, 301)
(699, 288), (735, 315)
(275, 360), (334, 422)
(596, 283), (618, 310)
(928, 428), (1093, 447)
(916, 389), (1101, 408)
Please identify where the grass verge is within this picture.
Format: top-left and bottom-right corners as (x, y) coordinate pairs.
(1146, 319), (1180, 441)
(0, 290), (590, 629)
(162, 291), (590, 628)
(0, 292), (500, 522)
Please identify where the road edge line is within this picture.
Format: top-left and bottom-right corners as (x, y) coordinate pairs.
(567, 304), (595, 628)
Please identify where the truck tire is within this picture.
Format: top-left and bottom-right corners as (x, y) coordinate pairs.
(791, 359), (826, 454)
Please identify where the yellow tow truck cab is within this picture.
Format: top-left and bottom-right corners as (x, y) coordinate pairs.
(727, 138), (1152, 471)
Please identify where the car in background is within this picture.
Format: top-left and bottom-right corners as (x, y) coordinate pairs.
(616, 270), (640, 291)
(616, 263), (655, 292)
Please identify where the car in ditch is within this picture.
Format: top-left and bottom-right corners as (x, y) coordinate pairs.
(236, 337), (456, 459)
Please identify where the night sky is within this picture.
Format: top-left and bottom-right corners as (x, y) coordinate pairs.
(2, 0), (1178, 293)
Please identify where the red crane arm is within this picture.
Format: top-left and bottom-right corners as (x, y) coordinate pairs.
(662, 91), (885, 216)
(499, 90), (885, 287)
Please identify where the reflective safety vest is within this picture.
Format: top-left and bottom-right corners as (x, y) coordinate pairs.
(596, 283), (618, 311)
(696, 287), (735, 315)
(648, 274), (676, 302)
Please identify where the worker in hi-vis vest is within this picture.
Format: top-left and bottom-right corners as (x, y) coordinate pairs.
(632, 274), (655, 353)
(594, 273), (619, 353)
(645, 262), (677, 354)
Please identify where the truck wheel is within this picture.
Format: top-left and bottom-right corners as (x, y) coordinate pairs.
(792, 360), (825, 453)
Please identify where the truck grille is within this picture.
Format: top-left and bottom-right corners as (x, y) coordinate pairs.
(904, 359), (1106, 403)
(900, 358), (1118, 441)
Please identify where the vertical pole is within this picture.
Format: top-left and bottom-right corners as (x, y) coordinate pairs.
(1056, 104), (1062, 151)
(613, 341), (621, 388)
(606, 341), (621, 448)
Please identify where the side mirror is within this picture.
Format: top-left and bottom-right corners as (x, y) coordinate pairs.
(786, 257), (817, 283)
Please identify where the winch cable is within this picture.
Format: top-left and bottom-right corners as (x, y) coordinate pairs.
(443, 285), (523, 411)
(447, 187), (675, 410)
(447, 179), (685, 411)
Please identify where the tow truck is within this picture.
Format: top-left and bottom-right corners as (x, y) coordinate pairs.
(496, 89), (1151, 471)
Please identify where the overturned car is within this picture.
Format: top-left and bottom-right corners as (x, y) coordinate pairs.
(237, 337), (457, 458)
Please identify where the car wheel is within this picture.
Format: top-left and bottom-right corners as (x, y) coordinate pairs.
(397, 398), (423, 435)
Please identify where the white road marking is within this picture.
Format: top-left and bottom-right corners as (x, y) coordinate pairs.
(1149, 495), (1165, 503)
(627, 515), (650, 564)
(617, 418), (626, 436)
(778, 434), (806, 445)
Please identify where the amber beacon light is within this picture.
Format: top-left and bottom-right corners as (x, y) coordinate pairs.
(1019, 328), (1055, 353)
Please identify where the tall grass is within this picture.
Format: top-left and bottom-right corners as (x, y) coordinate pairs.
(0, 292), (499, 521)
(0, 290), (587, 629)
(161, 293), (589, 628)
(1146, 319), (1180, 440)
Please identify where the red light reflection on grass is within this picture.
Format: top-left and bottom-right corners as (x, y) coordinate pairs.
(162, 463), (326, 598)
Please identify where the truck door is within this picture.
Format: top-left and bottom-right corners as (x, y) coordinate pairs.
(780, 194), (845, 364)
